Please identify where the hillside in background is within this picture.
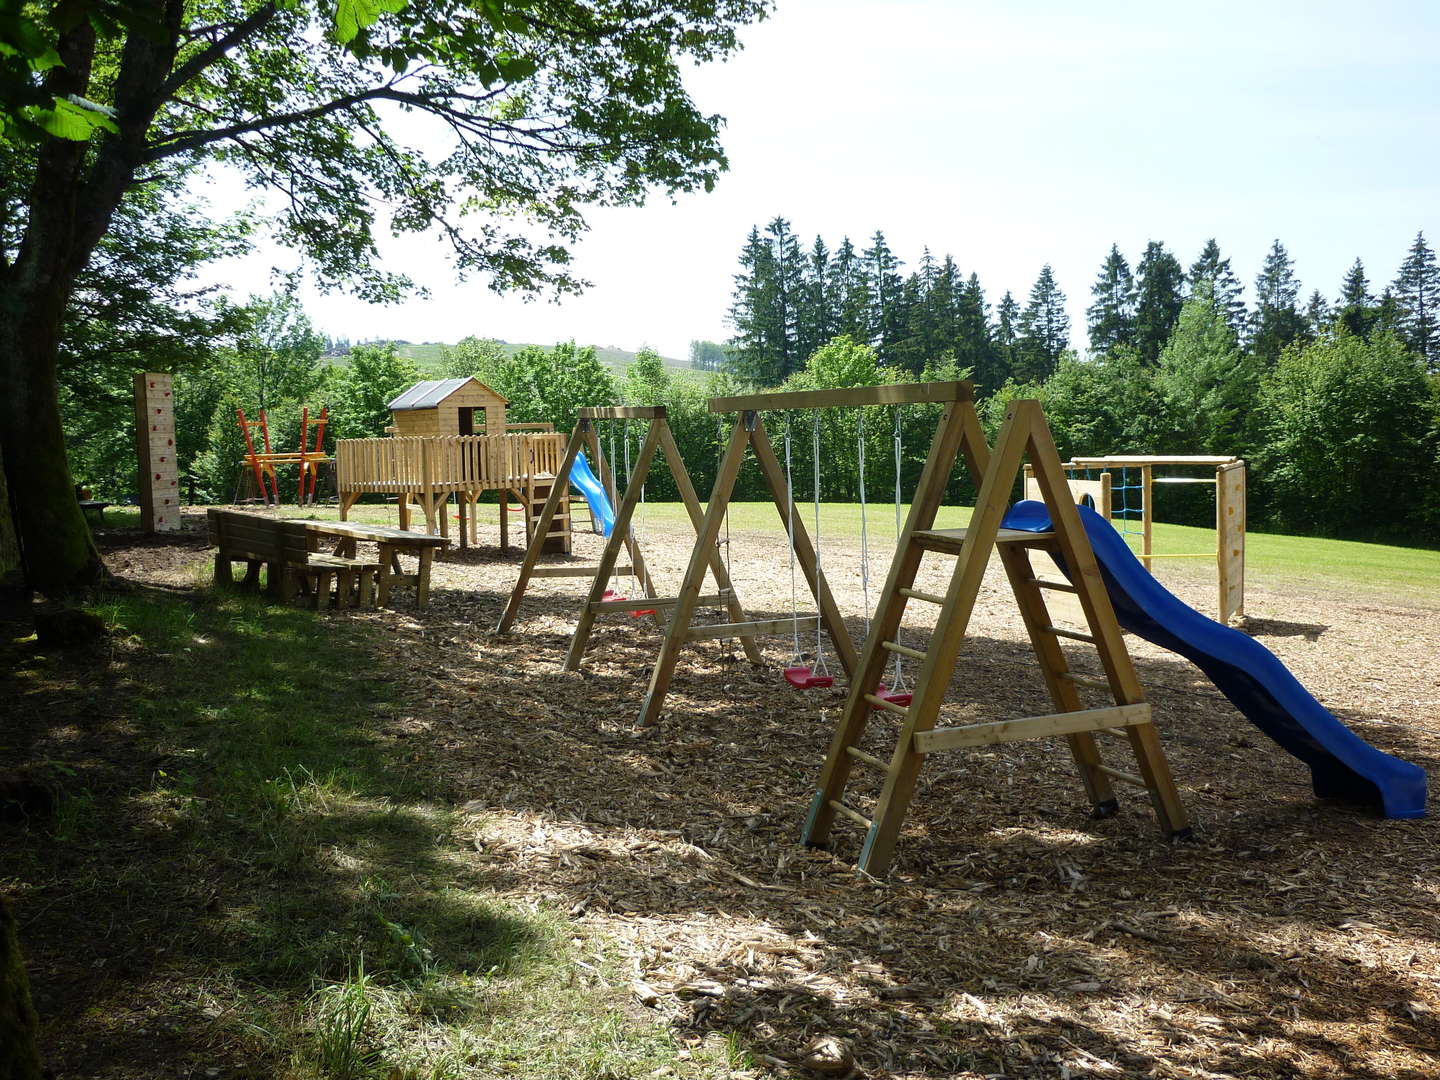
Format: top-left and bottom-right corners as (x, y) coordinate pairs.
(388, 341), (691, 375)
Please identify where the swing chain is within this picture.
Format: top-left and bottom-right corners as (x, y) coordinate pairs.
(784, 414), (802, 665)
(811, 411), (829, 678)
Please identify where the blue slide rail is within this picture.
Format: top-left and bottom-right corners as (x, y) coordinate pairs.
(570, 451), (616, 537)
(1002, 500), (1427, 819)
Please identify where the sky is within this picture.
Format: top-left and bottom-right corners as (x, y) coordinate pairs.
(201, 0), (1440, 360)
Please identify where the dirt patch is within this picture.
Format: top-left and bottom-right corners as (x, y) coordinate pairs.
(9, 507), (1440, 1079)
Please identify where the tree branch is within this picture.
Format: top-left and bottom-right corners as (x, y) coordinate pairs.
(159, 3), (279, 102)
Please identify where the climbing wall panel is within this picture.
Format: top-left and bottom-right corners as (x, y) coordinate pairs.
(133, 372), (180, 532)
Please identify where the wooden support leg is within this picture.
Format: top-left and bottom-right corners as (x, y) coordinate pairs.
(340, 492), (359, 521)
(377, 544), (394, 607)
(242, 560), (262, 590)
(636, 416), (750, 727)
(315, 570), (333, 611)
(417, 548), (434, 609)
(358, 567), (376, 608)
(457, 497), (469, 550)
(499, 490), (509, 551)
(214, 554), (234, 587)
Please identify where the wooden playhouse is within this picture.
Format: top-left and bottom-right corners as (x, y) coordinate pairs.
(334, 377), (572, 552)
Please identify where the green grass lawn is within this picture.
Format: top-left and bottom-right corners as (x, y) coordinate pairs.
(95, 499), (1440, 603)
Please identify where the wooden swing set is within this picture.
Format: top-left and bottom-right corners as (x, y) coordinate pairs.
(642, 382), (1190, 876)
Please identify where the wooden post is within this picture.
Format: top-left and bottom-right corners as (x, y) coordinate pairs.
(1217, 461), (1246, 623)
(1140, 463), (1153, 572)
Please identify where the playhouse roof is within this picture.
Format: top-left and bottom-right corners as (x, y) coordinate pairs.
(387, 377), (506, 411)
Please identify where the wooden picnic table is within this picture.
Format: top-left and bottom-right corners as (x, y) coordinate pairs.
(302, 520), (446, 609)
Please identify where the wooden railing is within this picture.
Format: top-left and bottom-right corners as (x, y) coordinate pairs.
(336, 433), (567, 494)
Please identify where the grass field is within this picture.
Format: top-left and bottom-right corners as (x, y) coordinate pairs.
(96, 498), (1440, 604)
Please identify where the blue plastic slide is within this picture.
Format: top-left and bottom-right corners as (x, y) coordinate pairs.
(1001, 500), (1427, 818)
(570, 451), (616, 537)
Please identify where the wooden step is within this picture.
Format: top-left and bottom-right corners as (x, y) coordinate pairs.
(881, 640), (927, 661)
(844, 746), (887, 769)
(684, 616), (817, 642)
(827, 800), (872, 829)
(1045, 625), (1097, 643)
(913, 703), (1150, 754)
(899, 586), (947, 605)
(912, 526), (1054, 555)
(863, 693), (909, 717)
(1031, 576), (1077, 593)
(1060, 672), (1112, 691)
(1096, 763), (1149, 788)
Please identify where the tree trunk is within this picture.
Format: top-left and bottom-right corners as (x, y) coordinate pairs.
(0, 439), (22, 592)
(0, 897), (43, 1080)
(0, 297), (106, 594)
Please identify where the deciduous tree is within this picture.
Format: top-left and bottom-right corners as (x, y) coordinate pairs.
(0, 0), (768, 591)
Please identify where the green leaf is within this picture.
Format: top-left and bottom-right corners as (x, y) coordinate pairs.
(25, 96), (119, 140)
(333, 0), (408, 46)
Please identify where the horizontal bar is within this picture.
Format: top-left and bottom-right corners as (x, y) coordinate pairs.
(709, 381), (972, 413)
(828, 800), (873, 828)
(684, 616), (817, 642)
(577, 406), (666, 419)
(1045, 625), (1097, 643)
(899, 587), (948, 606)
(1031, 577), (1077, 593)
(881, 640), (927, 661)
(1069, 456), (1240, 467)
(1096, 763), (1149, 788)
(589, 592), (728, 612)
(1151, 477), (1217, 485)
(914, 703), (1151, 754)
(845, 746), (887, 769)
(863, 693), (910, 717)
(531, 564), (634, 578)
(1142, 552), (1218, 559)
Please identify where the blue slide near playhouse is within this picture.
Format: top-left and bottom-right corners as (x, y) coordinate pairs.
(570, 451), (616, 537)
(1002, 499), (1427, 819)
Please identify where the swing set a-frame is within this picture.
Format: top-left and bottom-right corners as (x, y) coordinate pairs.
(642, 381), (1190, 876)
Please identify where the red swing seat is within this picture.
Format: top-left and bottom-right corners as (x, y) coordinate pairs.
(784, 665), (833, 689)
(602, 588), (626, 602)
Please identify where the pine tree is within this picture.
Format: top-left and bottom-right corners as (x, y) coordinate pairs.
(863, 230), (904, 363)
(1392, 231), (1440, 368)
(1248, 239), (1305, 363)
(766, 216), (805, 377)
(1133, 241), (1186, 364)
(1336, 258), (1376, 338)
(796, 235), (833, 363)
(992, 290), (1020, 385)
(1085, 244), (1135, 356)
(1188, 239), (1246, 337)
(1303, 290), (1331, 339)
(727, 225), (780, 384)
(1015, 265), (1069, 381)
(828, 236), (872, 342)
(956, 273), (998, 390)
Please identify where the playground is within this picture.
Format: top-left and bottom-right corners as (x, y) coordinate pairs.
(7, 446), (1439, 1078)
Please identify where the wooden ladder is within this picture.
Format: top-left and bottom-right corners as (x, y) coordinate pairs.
(802, 398), (1190, 877)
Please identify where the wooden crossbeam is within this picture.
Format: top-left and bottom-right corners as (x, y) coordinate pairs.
(684, 616), (818, 642)
(913, 704), (1151, 754)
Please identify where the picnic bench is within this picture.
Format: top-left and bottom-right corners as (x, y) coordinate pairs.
(206, 509), (445, 610)
(207, 509), (380, 611)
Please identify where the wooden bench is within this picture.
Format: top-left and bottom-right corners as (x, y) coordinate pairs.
(207, 509), (379, 610)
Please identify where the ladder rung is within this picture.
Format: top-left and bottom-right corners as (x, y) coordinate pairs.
(899, 587), (947, 606)
(1046, 625), (1097, 643)
(828, 800), (872, 829)
(881, 640), (927, 661)
(1096, 764), (1148, 788)
(1061, 672), (1111, 691)
(845, 746), (887, 769)
(1093, 726), (1130, 739)
(1031, 577), (1077, 593)
(863, 693), (909, 717)
(684, 616), (817, 642)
